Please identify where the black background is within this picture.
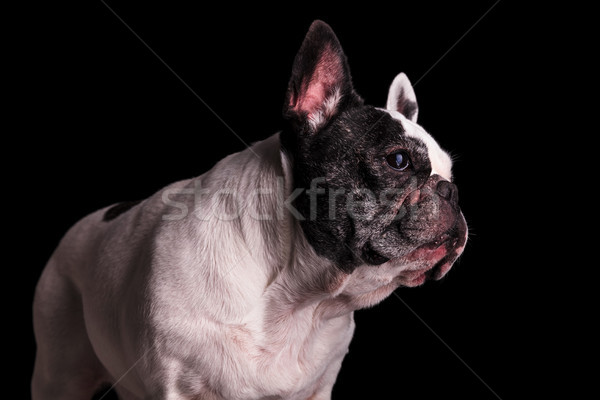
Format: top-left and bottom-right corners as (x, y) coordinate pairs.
(11, 1), (581, 399)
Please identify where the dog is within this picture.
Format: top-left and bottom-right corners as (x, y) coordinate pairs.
(32, 20), (467, 400)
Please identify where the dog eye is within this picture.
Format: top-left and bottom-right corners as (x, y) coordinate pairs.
(385, 151), (411, 171)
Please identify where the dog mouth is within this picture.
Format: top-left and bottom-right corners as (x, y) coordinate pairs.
(396, 234), (456, 285)
(402, 217), (468, 286)
(361, 215), (468, 287)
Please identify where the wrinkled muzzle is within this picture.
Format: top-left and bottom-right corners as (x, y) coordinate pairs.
(396, 174), (467, 284)
(363, 174), (468, 286)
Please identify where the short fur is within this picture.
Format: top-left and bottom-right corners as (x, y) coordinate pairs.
(32, 20), (467, 400)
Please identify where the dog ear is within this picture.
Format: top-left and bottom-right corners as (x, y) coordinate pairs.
(283, 20), (360, 133)
(386, 73), (419, 122)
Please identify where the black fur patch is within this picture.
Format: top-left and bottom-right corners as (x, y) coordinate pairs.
(103, 200), (141, 222)
(281, 105), (431, 272)
(280, 20), (435, 273)
(361, 241), (390, 265)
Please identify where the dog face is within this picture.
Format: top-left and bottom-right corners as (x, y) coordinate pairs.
(281, 21), (467, 284)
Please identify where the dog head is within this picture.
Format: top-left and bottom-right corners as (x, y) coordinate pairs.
(280, 21), (467, 286)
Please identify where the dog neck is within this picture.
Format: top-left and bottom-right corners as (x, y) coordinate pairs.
(170, 133), (396, 334)
(238, 134), (357, 318)
(242, 135), (396, 327)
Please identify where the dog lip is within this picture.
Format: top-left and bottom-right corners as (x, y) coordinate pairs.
(402, 273), (428, 287)
(396, 214), (468, 284)
(393, 233), (456, 286)
(395, 251), (446, 287)
(427, 254), (452, 280)
(404, 236), (450, 263)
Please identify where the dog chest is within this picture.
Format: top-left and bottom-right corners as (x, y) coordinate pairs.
(147, 303), (355, 399)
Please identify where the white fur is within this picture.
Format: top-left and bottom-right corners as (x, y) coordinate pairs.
(33, 134), (416, 400)
(384, 72), (452, 180)
(33, 91), (453, 400)
(386, 72), (418, 122)
(308, 87), (342, 131)
(380, 108), (453, 181)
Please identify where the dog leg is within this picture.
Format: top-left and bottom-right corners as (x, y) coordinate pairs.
(32, 259), (110, 400)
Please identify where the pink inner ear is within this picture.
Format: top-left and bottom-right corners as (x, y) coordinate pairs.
(299, 81), (327, 115)
(294, 44), (344, 115)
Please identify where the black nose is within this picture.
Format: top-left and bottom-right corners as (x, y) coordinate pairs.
(436, 180), (459, 205)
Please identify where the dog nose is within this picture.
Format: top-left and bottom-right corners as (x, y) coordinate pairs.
(436, 180), (459, 205)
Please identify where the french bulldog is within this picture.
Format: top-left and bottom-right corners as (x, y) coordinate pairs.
(32, 20), (467, 400)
